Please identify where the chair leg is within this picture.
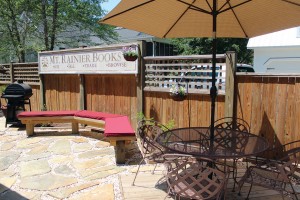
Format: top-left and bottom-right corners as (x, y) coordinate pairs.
(151, 163), (158, 174)
(289, 183), (299, 200)
(132, 158), (145, 186)
(245, 182), (253, 200)
(232, 160), (237, 192)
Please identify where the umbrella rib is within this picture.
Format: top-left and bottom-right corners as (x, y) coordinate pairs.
(225, 1), (248, 38)
(205, 0), (213, 11)
(282, 0), (300, 6)
(177, 0), (211, 14)
(164, 0), (198, 38)
(100, 0), (155, 22)
(219, 0), (252, 14)
(218, 0), (230, 12)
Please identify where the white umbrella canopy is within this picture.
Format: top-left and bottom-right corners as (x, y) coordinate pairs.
(100, 0), (300, 142)
(100, 0), (300, 39)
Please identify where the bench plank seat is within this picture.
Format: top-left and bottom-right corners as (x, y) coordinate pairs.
(17, 110), (136, 164)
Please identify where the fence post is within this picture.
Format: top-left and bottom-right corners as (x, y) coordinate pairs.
(79, 74), (85, 110)
(224, 51), (237, 118)
(39, 74), (46, 110)
(136, 40), (146, 128)
(9, 62), (14, 83)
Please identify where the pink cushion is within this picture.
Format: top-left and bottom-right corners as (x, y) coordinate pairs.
(104, 116), (135, 137)
(75, 110), (123, 120)
(17, 110), (78, 118)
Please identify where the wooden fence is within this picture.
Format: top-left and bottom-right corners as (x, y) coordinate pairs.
(0, 62), (40, 111)
(44, 75), (80, 111)
(1, 54), (300, 150)
(143, 54), (230, 128)
(236, 75), (300, 149)
(0, 63), (138, 128)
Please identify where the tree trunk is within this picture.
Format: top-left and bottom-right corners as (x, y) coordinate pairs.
(50, 0), (58, 50)
(41, 0), (49, 50)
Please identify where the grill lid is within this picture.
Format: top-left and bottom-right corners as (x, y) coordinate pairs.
(2, 80), (33, 99)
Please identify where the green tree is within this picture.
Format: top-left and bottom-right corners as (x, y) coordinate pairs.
(171, 38), (253, 64)
(0, 0), (34, 62)
(0, 0), (117, 63)
(36, 0), (117, 51)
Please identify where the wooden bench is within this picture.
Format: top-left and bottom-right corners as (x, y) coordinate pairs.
(17, 110), (136, 164)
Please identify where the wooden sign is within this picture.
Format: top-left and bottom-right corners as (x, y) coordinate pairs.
(38, 45), (138, 74)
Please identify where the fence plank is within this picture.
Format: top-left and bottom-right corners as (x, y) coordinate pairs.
(275, 77), (288, 146)
(285, 78), (296, 145)
(248, 76), (263, 135)
(295, 77), (300, 142)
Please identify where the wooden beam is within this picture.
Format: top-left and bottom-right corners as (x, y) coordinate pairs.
(79, 74), (85, 110)
(9, 62), (14, 83)
(39, 74), (46, 111)
(136, 40), (146, 126)
(224, 51), (237, 118)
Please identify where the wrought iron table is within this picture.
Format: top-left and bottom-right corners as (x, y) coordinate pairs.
(156, 127), (270, 195)
(156, 127), (269, 159)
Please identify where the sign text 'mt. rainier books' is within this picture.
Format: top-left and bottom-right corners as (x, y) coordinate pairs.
(38, 46), (138, 74)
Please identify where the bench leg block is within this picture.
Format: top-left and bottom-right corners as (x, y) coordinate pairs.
(26, 124), (34, 136)
(115, 140), (125, 164)
(72, 122), (79, 134)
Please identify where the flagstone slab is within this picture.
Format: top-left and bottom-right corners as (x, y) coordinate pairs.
(54, 165), (75, 175)
(0, 142), (15, 151)
(48, 182), (98, 199)
(95, 141), (110, 148)
(0, 151), (20, 171)
(19, 174), (77, 190)
(78, 148), (114, 159)
(48, 155), (74, 165)
(69, 184), (114, 200)
(0, 176), (17, 193)
(18, 152), (52, 162)
(48, 139), (71, 154)
(72, 137), (88, 143)
(16, 137), (43, 148)
(20, 159), (51, 177)
(72, 157), (112, 170)
(55, 136), (78, 140)
(27, 144), (49, 155)
(80, 165), (125, 181)
(73, 143), (92, 153)
(0, 169), (16, 178)
(1, 136), (19, 143)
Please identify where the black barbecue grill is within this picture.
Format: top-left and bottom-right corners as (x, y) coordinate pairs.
(1, 80), (32, 126)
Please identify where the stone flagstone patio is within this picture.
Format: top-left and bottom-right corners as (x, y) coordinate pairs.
(0, 119), (133, 200)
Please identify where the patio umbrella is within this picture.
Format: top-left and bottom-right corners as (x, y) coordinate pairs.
(100, 0), (300, 144)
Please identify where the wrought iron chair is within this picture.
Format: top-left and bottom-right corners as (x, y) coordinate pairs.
(238, 145), (300, 200)
(212, 117), (251, 191)
(213, 117), (250, 133)
(132, 119), (170, 186)
(246, 140), (300, 166)
(163, 154), (230, 200)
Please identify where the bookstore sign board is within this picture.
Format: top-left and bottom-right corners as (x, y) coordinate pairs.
(38, 46), (138, 74)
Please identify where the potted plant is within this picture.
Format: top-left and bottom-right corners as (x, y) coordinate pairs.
(169, 84), (187, 101)
(122, 45), (138, 61)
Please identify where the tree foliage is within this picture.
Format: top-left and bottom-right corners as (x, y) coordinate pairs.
(0, 0), (117, 63)
(171, 38), (253, 64)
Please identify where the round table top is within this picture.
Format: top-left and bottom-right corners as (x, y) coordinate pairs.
(156, 127), (269, 159)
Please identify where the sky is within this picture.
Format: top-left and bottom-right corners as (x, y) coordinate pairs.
(101, 0), (121, 12)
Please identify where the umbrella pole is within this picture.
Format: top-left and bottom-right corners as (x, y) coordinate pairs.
(210, 0), (218, 149)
